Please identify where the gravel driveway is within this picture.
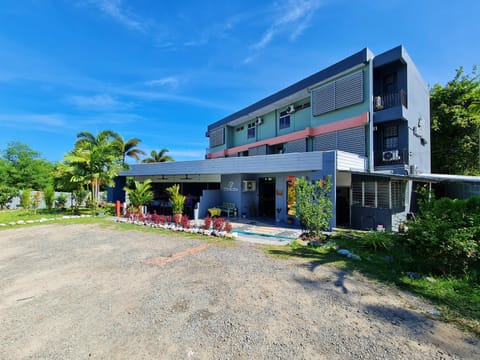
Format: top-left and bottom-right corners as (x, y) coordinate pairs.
(1, 223), (478, 359)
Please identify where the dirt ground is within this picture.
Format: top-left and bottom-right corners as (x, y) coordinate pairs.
(0, 223), (478, 359)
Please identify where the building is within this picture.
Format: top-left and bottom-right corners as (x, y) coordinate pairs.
(111, 45), (436, 231)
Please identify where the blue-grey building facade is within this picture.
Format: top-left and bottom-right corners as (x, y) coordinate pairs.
(111, 45), (435, 231)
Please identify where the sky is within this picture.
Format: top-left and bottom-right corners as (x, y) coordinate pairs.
(0, 0), (479, 163)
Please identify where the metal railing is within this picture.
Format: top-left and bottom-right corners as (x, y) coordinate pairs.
(373, 89), (407, 110)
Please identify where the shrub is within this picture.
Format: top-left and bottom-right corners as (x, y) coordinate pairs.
(102, 203), (116, 216)
(44, 185), (55, 210)
(204, 216), (212, 230)
(225, 220), (233, 233)
(20, 189), (32, 210)
(405, 187), (480, 275)
(55, 194), (67, 209)
(360, 231), (396, 251)
(31, 191), (42, 214)
(181, 215), (190, 229)
(293, 176), (333, 239)
(213, 217), (225, 232)
(152, 212), (160, 224)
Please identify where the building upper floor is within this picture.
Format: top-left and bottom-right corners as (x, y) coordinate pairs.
(205, 45), (431, 175)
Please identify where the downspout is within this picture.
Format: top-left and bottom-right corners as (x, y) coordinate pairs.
(368, 56), (374, 172)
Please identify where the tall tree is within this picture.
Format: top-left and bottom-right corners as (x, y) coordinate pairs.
(430, 66), (480, 175)
(1, 142), (54, 190)
(113, 135), (146, 165)
(142, 149), (174, 163)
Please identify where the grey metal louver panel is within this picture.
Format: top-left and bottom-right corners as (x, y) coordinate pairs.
(248, 145), (267, 156)
(209, 127), (225, 148)
(335, 70), (364, 109)
(313, 132), (337, 151)
(312, 82), (335, 116)
(285, 139), (306, 153)
(337, 126), (365, 155)
(311, 70), (364, 116)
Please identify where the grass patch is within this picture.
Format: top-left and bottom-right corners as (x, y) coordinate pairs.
(264, 233), (480, 337)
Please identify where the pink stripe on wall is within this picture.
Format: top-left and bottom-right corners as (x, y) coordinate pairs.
(207, 112), (369, 159)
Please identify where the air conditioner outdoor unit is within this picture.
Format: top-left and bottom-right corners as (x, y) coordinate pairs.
(242, 180), (256, 192)
(374, 96), (383, 110)
(382, 150), (400, 162)
(286, 105), (296, 114)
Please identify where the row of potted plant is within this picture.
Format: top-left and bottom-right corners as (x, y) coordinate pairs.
(118, 212), (236, 239)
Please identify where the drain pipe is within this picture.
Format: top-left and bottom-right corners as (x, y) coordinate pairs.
(368, 55), (375, 173)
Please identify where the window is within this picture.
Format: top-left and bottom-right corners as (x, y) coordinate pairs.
(377, 182), (390, 208)
(247, 123), (256, 139)
(364, 182), (376, 207)
(351, 182), (363, 206)
(383, 73), (397, 94)
(351, 180), (406, 209)
(279, 110), (291, 130)
(383, 125), (398, 150)
(391, 181), (406, 208)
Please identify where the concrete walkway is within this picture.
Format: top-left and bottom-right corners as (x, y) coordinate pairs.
(229, 218), (302, 246)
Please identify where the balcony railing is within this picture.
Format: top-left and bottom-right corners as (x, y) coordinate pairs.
(373, 89), (407, 111)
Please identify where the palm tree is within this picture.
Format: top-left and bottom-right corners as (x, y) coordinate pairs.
(124, 179), (154, 213)
(142, 148), (174, 163)
(113, 136), (146, 166)
(66, 130), (123, 208)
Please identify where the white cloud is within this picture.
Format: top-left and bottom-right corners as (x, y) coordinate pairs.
(67, 94), (132, 110)
(0, 113), (66, 127)
(145, 77), (180, 88)
(249, 0), (323, 53)
(84, 0), (147, 32)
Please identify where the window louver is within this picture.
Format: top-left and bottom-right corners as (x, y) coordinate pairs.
(312, 70), (364, 116)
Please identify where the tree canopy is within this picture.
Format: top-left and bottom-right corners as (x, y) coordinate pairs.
(0, 141), (54, 191)
(430, 66), (480, 175)
(142, 148), (174, 163)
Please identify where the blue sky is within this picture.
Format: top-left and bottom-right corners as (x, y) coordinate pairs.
(0, 0), (479, 163)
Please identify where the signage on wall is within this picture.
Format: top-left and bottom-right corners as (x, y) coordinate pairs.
(223, 181), (239, 192)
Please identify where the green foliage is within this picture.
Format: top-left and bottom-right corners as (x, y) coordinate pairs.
(64, 130), (123, 207)
(124, 179), (154, 212)
(142, 148), (174, 163)
(20, 189), (32, 209)
(292, 176), (333, 238)
(430, 66), (480, 175)
(72, 188), (89, 209)
(360, 231), (396, 251)
(0, 185), (18, 209)
(44, 185), (55, 210)
(166, 184), (185, 215)
(56, 194), (68, 208)
(404, 186), (480, 275)
(113, 136), (146, 165)
(101, 203), (117, 216)
(1, 142), (54, 190)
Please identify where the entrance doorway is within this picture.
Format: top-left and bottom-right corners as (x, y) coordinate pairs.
(336, 187), (350, 226)
(259, 177), (276, 218)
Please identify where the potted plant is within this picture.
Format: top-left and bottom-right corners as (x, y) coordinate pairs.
(166, 184), (186, 225)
